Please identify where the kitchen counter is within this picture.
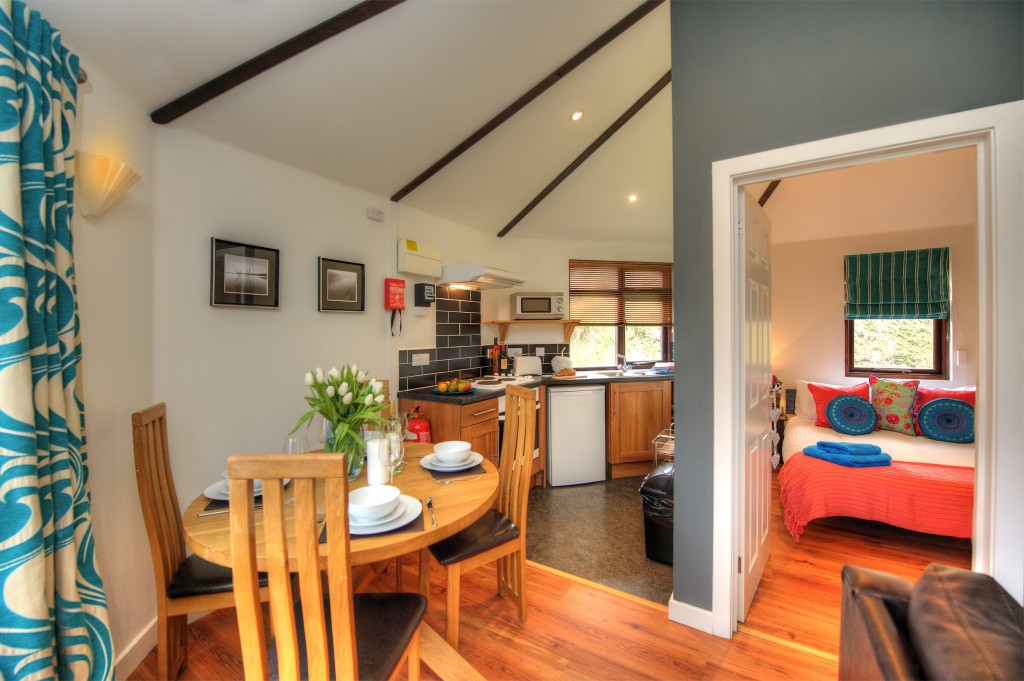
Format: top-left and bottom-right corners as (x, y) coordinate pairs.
(397, 371), (672, 404)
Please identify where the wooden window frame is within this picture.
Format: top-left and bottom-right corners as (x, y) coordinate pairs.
(845, 318), (949, 379)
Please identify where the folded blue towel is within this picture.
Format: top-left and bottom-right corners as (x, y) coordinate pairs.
(815, 441), (884, 457)
(804, 445), (892, 468)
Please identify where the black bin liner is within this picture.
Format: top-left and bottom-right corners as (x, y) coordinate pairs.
(639, 462), (674, 565)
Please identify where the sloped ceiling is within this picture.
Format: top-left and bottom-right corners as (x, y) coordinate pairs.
(37, 0), (673, 243)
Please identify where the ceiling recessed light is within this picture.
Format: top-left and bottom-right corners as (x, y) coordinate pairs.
(570, 110), (584, 121)
(627, 194), (638, 203)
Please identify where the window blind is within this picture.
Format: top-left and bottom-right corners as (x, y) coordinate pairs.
(569, 259), (672, 325)
(844, 247), (950, 320)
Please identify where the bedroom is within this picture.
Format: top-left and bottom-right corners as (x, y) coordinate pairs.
(741, 146), (977, 650)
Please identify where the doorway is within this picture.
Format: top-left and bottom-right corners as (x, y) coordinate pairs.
(704, 101), (1024, 638)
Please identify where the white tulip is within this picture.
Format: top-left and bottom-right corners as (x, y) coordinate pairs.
(357, 370), (367, 383)
(315, 368), (325, 383)
(350, 364), (358, 375)
(304, 371), (314, 386)
(328, 366), (340, 380)
(339, 381), (349, 395)
(342, 393), (353, 405)
(374, 394), (385, 404)
(326, 385), (336, 397)
(364, 394), (373, 406)
(370, 379), (381, 393)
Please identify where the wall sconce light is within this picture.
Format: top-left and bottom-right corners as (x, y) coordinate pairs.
(76, 151), (140, 218)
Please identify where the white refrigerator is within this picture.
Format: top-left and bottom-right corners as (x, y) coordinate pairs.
(547, 385), (606, 486)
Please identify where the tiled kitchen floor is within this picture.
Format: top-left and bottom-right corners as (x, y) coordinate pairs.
(526, 475), (673, 604)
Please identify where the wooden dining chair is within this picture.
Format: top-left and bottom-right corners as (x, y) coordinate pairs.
(422, 383), (536, 648)
(228, 452), (427, 681)
(132, 403), (269, 680)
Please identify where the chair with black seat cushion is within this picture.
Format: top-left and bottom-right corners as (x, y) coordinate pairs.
(229, 452), (427, 681)
(424, 383), (536, 649)
(132, 403), (269, 680)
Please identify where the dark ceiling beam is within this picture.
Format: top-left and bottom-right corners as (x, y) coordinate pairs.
(390, 0), (666, 203)
(758, 179), (781, 206)
(497, 70), (671, 238)
(151, 0), (407, 124)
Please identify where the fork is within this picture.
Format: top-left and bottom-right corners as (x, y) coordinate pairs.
(435, 475), (482, 485)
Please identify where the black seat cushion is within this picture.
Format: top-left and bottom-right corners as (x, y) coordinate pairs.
(428, 508), (520, 566)
(908, 564), (1023, 681)
(167, 554), (268, 599)
(268, 592), (427, 680)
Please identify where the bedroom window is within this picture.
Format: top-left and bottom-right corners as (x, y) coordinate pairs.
(568, 259), (673, 368)
(844, 248), (950, 379)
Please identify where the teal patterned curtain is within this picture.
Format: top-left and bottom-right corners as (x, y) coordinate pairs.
(0, 2), (114, 679)
(844, 247), (950, 320)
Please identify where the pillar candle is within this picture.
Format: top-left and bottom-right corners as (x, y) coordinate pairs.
(365, 438), (390, 485)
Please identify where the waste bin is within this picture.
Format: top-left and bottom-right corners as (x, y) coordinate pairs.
(639, 462), (674, 565)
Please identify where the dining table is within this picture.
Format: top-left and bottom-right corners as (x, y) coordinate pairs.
(181, 442), (499, 571)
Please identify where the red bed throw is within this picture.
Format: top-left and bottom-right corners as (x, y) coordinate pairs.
(778, 452), (974, 542)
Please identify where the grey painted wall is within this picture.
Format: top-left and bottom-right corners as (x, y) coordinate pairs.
(669, 1), (1022, 609)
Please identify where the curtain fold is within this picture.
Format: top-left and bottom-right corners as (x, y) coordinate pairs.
(0, 2), (114, 679)
(844, 247), (950, 320)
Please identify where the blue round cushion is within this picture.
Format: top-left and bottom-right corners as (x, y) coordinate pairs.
(918, 398), (975, 444)
(826, 395), (877, 435)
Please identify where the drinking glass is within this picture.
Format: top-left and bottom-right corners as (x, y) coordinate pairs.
(283, 433), (310, 454)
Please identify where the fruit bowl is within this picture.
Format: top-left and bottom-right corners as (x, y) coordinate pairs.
(432, 386), (475, 395)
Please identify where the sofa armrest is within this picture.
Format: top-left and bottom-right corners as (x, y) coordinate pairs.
(839, 565), (920, 681)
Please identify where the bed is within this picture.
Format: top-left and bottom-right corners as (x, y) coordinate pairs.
(779, 414), (975, 542)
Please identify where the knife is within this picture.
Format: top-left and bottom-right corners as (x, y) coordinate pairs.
(425, 497), (437, 528)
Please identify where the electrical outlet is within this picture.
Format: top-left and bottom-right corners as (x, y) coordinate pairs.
(411, 353), (429, 367)
(536, 347), (546, 356)
(508, 347), (523, 358)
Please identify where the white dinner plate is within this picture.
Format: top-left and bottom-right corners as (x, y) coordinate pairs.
(420, 452), (484, 472)
(203, 478), (288, 501)
(349, 495), (421, 536)
(349, 500), (407, 528)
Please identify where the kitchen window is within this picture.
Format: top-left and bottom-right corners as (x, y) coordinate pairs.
(568, 259), (673, 368)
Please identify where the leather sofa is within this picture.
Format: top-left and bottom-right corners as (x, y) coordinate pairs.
(839, 563), (1022, 680)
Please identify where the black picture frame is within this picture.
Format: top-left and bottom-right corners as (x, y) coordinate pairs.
(211, 238), (280, 308)
(319, 258), (365, 312)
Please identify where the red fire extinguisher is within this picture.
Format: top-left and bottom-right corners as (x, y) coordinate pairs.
(406, 406), (432, 443)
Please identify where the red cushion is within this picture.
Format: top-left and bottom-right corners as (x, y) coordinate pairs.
(913, 387), (976, 435)
(807, 382), (870, 427)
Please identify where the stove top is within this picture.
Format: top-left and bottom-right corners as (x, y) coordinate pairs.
(471, 375), (537, 391)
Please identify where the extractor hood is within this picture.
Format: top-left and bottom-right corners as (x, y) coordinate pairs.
(438, 262), (526, 290)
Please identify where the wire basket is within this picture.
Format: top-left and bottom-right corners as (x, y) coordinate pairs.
(652, 424), (675, 466)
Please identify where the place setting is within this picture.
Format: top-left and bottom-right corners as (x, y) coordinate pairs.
(420, 440), (486, 480)
(341, 434), (424, 537)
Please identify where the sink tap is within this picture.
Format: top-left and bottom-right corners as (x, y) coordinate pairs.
(616, 354), (633, 373)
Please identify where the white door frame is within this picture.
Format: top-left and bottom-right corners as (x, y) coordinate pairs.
(708, 101), (1023, 638)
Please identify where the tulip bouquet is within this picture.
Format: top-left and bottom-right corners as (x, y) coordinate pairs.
(292, 365), (387, 477)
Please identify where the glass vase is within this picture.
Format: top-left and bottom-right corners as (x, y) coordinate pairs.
(323, 419), (364, 482)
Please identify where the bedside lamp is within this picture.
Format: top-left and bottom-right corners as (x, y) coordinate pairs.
(76, 151), (140, 218)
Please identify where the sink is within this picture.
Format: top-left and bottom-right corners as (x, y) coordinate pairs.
(597, 370), (625, 377)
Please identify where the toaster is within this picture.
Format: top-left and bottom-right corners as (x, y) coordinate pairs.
(513, 355), (543, 376)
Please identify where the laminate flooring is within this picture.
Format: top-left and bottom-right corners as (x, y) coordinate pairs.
(526, 476), (674, 604)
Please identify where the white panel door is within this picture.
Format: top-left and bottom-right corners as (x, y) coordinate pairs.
(739, 189), (772, 620)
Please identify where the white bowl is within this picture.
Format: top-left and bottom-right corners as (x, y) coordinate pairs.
(349, 485), (401, 522)
(433, 440), (472, 464)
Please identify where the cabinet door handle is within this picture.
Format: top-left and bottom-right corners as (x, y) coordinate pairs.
(472, 408), (497, 417)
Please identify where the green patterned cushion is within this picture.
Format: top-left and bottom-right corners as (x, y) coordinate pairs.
(870, 376), (919, 436)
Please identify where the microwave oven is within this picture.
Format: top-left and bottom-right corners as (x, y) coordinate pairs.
(511, 292), (565, 320)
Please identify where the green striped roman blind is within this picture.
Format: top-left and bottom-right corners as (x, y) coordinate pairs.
(844, 247), (950, 320)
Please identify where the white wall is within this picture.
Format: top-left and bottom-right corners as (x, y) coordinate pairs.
(71, 61), (157, 677)
(772, 224), (978, 388)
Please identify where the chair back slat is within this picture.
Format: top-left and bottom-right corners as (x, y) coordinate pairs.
(498, 385), (537, 529)
(132, 403), (187, 594)
(228, 453), (359, 681)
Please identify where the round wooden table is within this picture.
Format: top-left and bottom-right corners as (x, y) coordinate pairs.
(182, 442), (499, 568)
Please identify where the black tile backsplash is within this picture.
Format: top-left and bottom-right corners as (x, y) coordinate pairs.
(397, 285), (571, 391)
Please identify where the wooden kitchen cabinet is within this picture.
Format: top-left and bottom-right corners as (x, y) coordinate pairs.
(397, 396), (500, 464)
(606, 380), (672, 478)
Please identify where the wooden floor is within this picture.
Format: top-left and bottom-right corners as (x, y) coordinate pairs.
(129, 472), (970, 680)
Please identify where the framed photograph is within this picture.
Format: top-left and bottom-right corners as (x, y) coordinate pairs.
(319, 258), (365, 312)
(211, 238), (280, 308)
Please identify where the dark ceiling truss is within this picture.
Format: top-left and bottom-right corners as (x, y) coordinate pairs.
(497, 70), (671, 238)
(758, 179), (781, 206)
(389, 0), (666, 202)
(150, 0), (407, 124)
